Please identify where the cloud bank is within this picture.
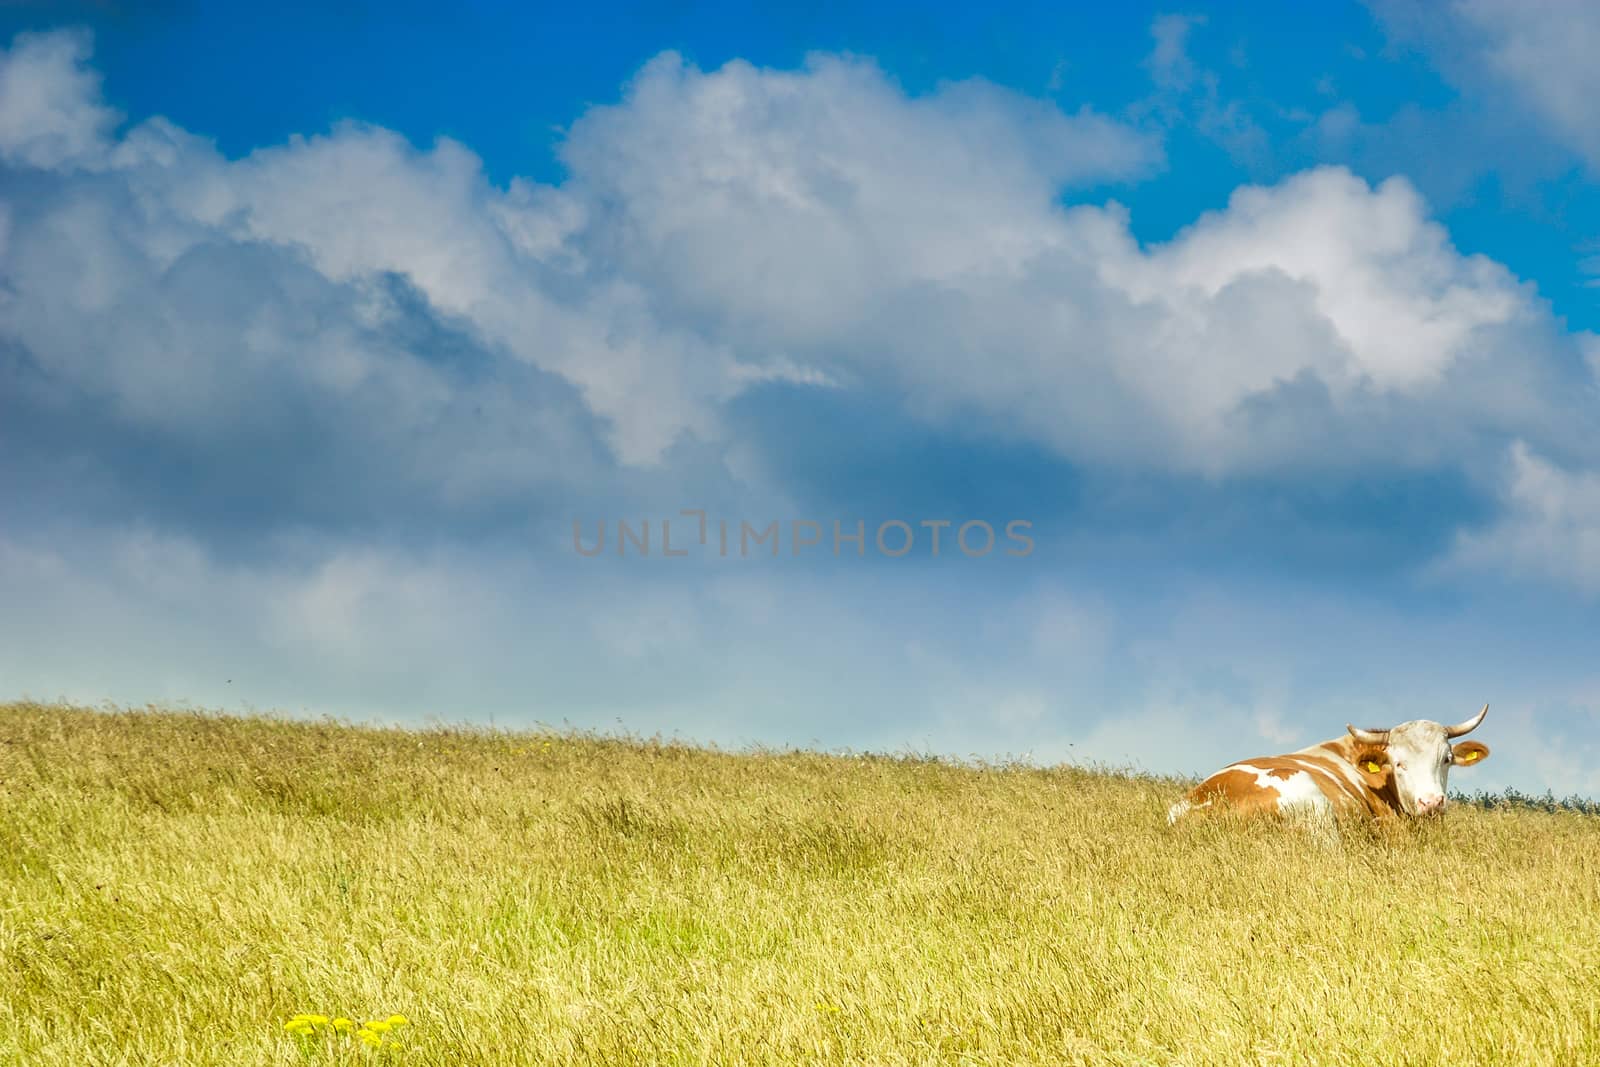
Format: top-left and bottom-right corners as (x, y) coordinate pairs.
(3, 28), (1600, 793)
(6, 30), (1592, 493)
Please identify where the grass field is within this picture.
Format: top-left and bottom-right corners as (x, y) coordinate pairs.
(3, 701), (1599, 1066)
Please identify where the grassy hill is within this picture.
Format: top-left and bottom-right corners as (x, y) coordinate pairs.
(2, 701), (1598, 1066)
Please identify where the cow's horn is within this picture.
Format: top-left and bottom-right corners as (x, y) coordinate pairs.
(1445, 703), (1489, 739)
(1347, 724), (1389, 745)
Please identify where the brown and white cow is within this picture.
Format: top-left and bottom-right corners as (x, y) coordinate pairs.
(1167, 704), (1491, 825)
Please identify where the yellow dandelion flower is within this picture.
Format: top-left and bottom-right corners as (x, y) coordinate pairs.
(359, 1030), (382, 1047)
(365, 1019), (392, 1032)
(332, 1017), (355, 1031)
(386, 1014), (409, 1026)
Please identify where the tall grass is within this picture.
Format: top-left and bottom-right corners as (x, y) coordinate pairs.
(2, 701), (1598, 1066)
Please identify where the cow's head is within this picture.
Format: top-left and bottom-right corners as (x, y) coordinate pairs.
(1347, 703), (1491, 816)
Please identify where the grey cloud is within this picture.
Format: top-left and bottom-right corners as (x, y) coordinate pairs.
(1369, 0), (1600, 172)
(1442, 441), (1600, 596)
(4, 30), (1600, 595)
(0, 29), (117, 170)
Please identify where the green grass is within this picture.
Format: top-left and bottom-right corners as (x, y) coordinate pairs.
(2, 701), (1599, 1066)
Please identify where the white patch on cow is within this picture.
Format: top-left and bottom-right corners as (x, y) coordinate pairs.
(1232, 763), (1332, 816)
(1166, 798), (1196, 824)
(1234, 763), (1341, 847)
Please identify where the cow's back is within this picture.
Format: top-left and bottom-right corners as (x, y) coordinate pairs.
(1168, 749), (1378, 824)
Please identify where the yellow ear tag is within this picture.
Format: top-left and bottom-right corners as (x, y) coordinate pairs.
(1460, 750), (1481, 764)
(1364, 760), (1383, 774)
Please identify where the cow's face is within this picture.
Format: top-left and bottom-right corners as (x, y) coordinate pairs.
(1348, 705), (1491, 817)
(1377, 722), (1489, 816)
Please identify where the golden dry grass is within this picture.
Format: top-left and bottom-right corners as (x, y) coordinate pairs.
(2, 700), (1599, 1066)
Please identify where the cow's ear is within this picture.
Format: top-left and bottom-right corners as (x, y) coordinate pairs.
(1453, 741), (1490, 767)
(1354, 748), (1390, 786)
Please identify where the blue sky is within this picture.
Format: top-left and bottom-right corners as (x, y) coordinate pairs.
(3, 1), (1599, 796)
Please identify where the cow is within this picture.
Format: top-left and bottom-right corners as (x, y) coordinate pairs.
(1167, 704), (1491, 827)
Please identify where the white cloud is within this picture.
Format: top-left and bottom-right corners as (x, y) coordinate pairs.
(556, 51), (1161, 353)
(1140, 169), (1521, 392)
(552, 49), (1580, 474)
(215, 53), (1161, 466)
(1446, 441), (1600, 594)
(549, 51), (1586, 475)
